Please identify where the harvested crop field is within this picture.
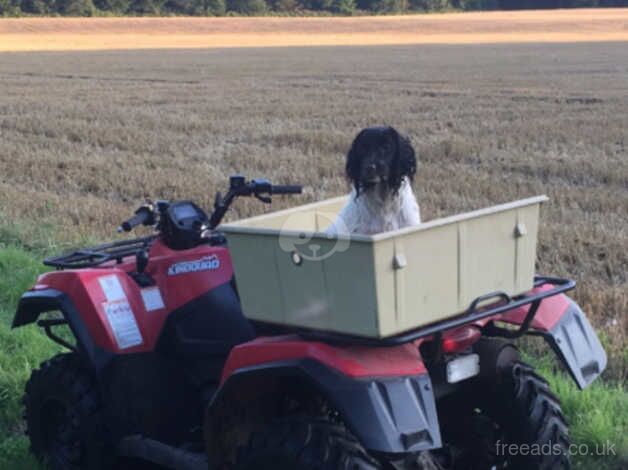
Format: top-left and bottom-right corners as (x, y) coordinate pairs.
(0, 40), (626, 384)
(1, 9), (628, 52)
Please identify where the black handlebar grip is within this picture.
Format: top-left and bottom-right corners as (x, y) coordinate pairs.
(119, 207), (151, 232)
(271, 185), (303, 195)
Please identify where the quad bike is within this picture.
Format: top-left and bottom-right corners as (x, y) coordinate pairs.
(13, 175), (607, 470)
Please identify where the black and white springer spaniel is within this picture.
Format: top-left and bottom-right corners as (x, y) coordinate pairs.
(327, 126), (421, 236)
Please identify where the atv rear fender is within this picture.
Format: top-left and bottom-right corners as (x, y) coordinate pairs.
(208, 338), (442, 455)
(500, 287), (607, 389)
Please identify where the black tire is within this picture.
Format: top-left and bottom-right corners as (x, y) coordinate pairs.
(496, 361), (571, 470)
(234, 416), (382, 470)
(23, 353), (111, 470)
(439, 360), (571, 470)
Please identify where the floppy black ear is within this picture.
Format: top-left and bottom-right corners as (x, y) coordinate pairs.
(345, 130), (366, 196)
(398, 133), (417, 182)
(387, 127), (416, 193)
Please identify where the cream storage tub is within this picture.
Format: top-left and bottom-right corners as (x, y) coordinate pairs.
(221, 195), (547, 338)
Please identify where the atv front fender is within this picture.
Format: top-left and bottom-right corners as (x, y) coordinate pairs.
(501, 289), (607, 389)
(208, 358), (441, 455)
(13, 288), (111, 370)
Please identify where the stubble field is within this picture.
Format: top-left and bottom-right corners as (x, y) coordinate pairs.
(1, 9), (628, 51)
(0, 15), (627, 468)
(1, 42), (627, 375)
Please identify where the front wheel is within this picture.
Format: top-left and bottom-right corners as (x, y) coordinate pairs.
(233, 416), (382, 470)
(23, 353), (111, 470)
(438, 360), (571, 470)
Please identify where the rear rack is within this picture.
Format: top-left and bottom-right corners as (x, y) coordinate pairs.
(253, 276), (576, 347)
(44, 235), (156, 270)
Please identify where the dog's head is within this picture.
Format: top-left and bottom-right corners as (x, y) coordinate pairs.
(345, 126), (416, 197)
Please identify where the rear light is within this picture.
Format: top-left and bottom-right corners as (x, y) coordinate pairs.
(441, 326), (481, 353)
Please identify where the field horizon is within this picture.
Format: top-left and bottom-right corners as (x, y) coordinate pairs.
(1, 8), (628, 52)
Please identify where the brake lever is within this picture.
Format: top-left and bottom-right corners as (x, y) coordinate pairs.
(255, 193), (272, 204)
(214, 191), (223, 210)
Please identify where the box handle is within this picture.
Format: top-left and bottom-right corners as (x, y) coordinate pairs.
(468, 291), (511, 313)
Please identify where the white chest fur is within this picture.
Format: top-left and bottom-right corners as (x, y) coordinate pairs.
(328, 178), (421, 236)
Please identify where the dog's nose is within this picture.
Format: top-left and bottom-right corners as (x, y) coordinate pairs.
(364, 164), (377, 178)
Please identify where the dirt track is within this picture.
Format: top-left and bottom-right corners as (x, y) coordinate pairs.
(1, 8), (627, 52)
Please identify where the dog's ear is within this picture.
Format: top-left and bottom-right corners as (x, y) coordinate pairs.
(345, 130), (366, 196)
(398, 133), (417, 181)
(388, 128), (417, 192)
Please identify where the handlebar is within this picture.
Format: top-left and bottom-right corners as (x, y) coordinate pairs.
(209, 176), (302, 229)
(228, 178), (302, 197)
(117, 176), (302, 235)
(117, 205), (154, 233)
(270, 185), (302, 195)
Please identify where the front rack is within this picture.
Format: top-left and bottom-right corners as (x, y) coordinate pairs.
(44, 235), (156, 270)
(253, 276), (576, 347)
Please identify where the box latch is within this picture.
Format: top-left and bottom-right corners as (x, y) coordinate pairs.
(393, 253), (407, 270)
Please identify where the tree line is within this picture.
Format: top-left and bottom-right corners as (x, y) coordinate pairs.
(1, 0), (625, 17)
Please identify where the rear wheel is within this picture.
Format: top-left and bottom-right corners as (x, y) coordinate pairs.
(234, 416), (382, 470)
(438, 360), (571, 470)
(23, 353), (111, 470)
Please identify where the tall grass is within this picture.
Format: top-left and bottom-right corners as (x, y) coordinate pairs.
(529, 354), (627, 469)
(0, 244), (56, 469)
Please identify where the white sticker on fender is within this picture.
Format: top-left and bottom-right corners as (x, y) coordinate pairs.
(98, 275), (126, 302)
(141, 287), (165, 312)
(103, 300), (143, 349)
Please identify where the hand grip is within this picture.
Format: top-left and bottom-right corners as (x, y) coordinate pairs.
(271, 185), (302, 195)
(118, 207), (152, 232)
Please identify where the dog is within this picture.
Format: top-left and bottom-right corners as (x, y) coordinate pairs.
(327, 126), (421, 236)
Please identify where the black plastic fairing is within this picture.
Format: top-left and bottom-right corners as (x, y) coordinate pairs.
(543, 300), (607, 389)
(13, 288), (112, 370)
(157, 282), (254, 357)
(209, 359), (441, 455)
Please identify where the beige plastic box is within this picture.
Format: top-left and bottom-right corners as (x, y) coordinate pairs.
(221, 195), (547, 338)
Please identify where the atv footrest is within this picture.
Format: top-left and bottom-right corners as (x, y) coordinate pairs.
(117, 435), (207, 470)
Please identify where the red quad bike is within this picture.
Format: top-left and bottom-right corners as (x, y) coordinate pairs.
(14, 176), (607, 470)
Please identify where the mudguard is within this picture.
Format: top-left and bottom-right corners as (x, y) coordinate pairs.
(501, 288), (607, 389)
(13, 288), (111, 370)
(211, 338), (441, 455)
(544, 300), (608, 389)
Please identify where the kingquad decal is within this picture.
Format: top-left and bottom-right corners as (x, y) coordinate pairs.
(168, 255), (220, 276)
